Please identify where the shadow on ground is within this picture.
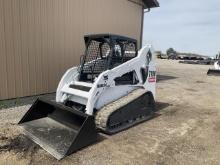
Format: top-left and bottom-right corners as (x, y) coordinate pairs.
(155, 102), (172, 112)
(157, 74), (178, 82)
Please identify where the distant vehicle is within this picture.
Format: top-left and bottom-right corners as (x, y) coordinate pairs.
(155, 51), (168, 59)
(155, 51), (162, 58)
(167, 48), (178, 60)
(207, 61), (220, 76)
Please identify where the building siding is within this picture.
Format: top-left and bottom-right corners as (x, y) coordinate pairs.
(0, 0), (143, 100)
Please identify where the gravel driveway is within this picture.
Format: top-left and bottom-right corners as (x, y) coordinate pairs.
(0, 59), (220, 165)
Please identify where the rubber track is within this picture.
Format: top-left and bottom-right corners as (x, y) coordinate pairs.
(95, 88), (147, 131)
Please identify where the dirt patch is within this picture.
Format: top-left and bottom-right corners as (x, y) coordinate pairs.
(0, 134), (39, 154)
(213, 121), (220, 132)
(0, 135), (8, 141)
(196, 80), (205, 83)
(185, 88), (198, 92)
(0, 123), (41, 163)
(164, 109), (178, 116)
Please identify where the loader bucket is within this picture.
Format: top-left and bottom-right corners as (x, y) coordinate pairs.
(18, 98), (98, 160)
(207, 69), (220, 76)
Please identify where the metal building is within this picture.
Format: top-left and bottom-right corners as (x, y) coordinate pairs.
(0, 0), (159, 100)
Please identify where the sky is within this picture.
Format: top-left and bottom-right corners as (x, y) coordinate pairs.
(143, 0), (220, 57)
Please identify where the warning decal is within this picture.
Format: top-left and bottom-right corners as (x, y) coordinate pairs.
(148, 71), (156, 83)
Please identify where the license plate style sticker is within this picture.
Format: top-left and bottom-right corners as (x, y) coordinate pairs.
(148, 71), (156, 83)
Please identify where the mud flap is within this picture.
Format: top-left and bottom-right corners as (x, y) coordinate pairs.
(18, 98), (98, 160)
(207, 69), (220, 76)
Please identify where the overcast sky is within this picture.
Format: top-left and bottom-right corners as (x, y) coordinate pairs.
(143, 0), (220, 57)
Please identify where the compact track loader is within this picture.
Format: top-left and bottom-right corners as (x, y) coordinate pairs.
(207, 61), (220, 76)
(19, 34), (157, 159)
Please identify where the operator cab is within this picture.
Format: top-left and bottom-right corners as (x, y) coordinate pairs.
(79, 34), (138, 82)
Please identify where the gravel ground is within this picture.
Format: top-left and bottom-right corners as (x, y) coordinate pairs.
(0, 93), (55, 110)
(0, 59), (220, 165)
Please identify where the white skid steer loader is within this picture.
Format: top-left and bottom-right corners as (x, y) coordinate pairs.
(207, 61), (220, 76)
(19, 34), (157, 160)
